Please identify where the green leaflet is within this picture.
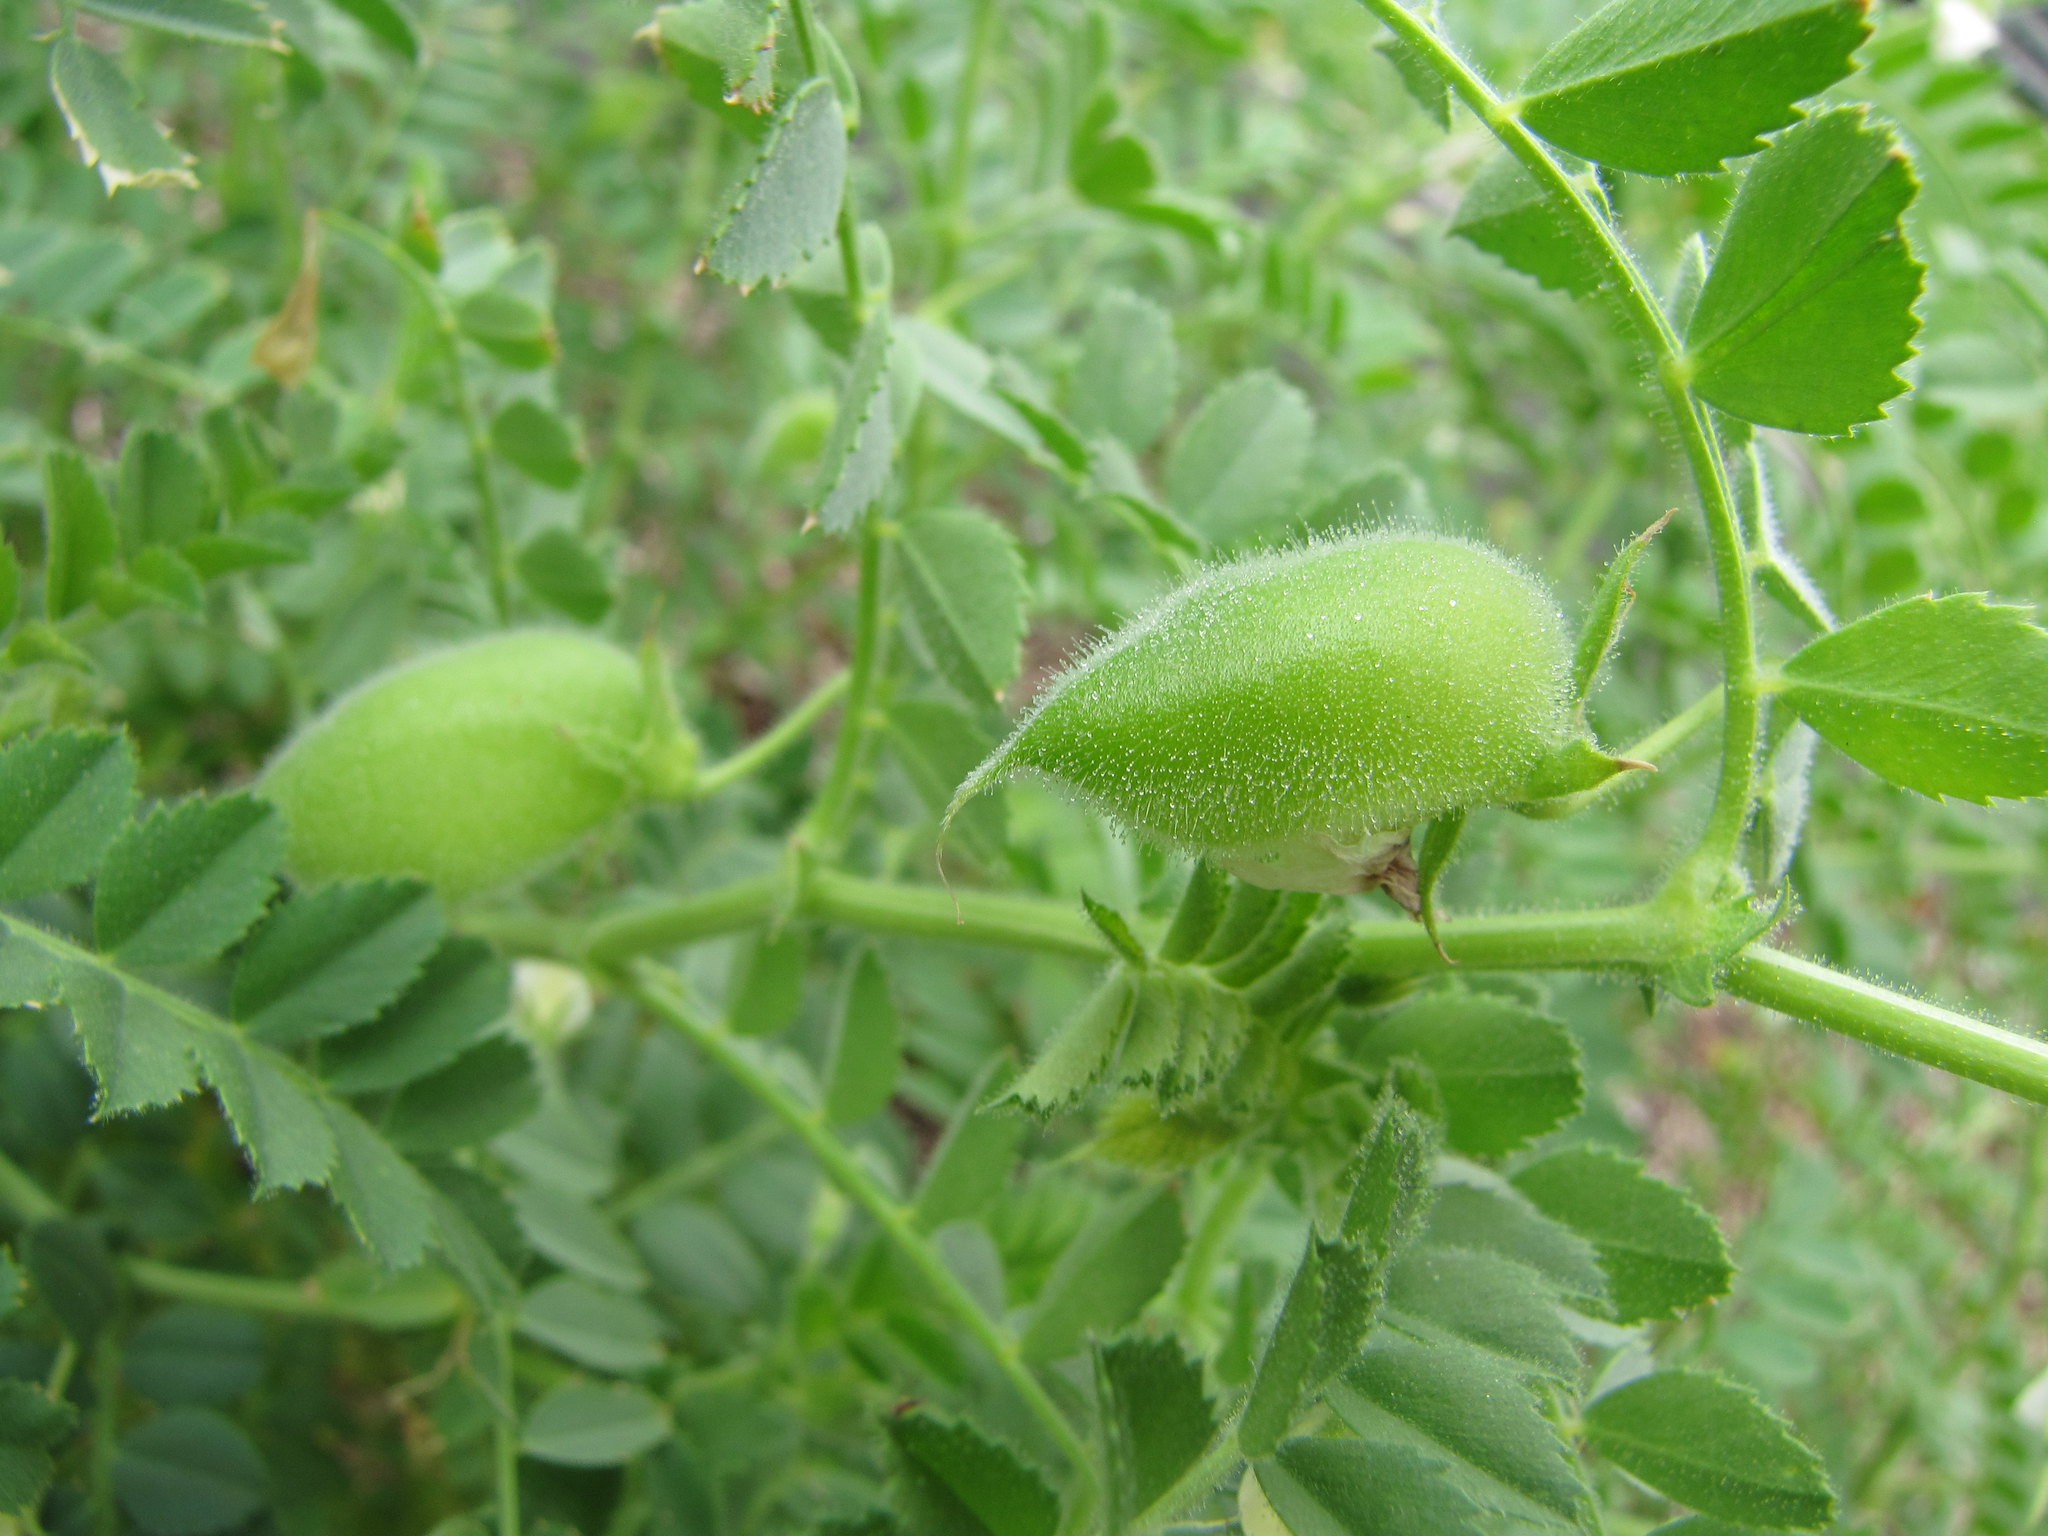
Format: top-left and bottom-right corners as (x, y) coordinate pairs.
(1517, 0), (1871, 176)
(1350, 988), (1585, 1157)
(1686, 107), (1923, 434)
(93, 794), (286, 968)
(1020, 1185), (1184, 1362)
(1095, 1335), (1216, 1522)
(1070, 289), (1179, 452)
(1449, 153), (1602, 297)
(647, 0), (778, 113)
(1383, 1246), (1582, 1382)
(1585, 1371), (1835, 1529)
(815, 305), (896, 531)
(110, 1409), (270, 1535)
(823, 948), (901, 1123)
(0, 731), (137, 901)
(1330, 1331), (1589, 1523)
(522, 1382), (671, 1467)
(519, 1276), (668, 1374)
(1164, 370), (1314, 540)
(887, 1410), (1060, 1536)
(491, 398), (585, 489)
(702, 76), (846, 290)
(1778, 593), (2048, 802)
(232, 879), (445, 1046)
(896, 508), (1025, 705)
(48, 36), (197, 193)
(41, 449), (118, 620)
(80, 0), (282, 49)
(1511, 1146), (1733, 1322)
(1251, 1440), (1487, 1536)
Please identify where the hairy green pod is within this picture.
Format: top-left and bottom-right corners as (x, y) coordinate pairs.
(951, 532), (1574, 895)
(263, 630), (697, 897)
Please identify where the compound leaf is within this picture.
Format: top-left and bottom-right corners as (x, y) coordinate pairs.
(1518, 0), (1871, 176)
(897, 508), (1025, 704)
(94, 794), (286, 968)
(232, 879), (444, 1046)
(49, 37), (197, 193)
(0, 731), (136, 901)
(1510, 1147), (1732, 1322)
(703, 76), (845, 289)
(1585, 1370), (1835, 1530)
(1778, 593), (2048, 802)
(887, 1410), (1060, 1536)
(1687, 107), (1923, 434)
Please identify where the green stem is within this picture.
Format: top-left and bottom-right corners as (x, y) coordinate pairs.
(557, 866), (1110, 967)
(1350, 1), (1760, 891)
(801, 520), (887, 851)
(1171, 1154), (1269, 1320)
(123, 1257), (464, 1329)
(628, 965), (1098, 1490)
(320, 210), (512, 623)
(0, 1150), (60, 1223)
(694, 669), (850, 797)
(547, 875), (2048, 1105)
(1721, 949), (2048, 1106)
(0, 312), (228, 403)
(90, 1337), (117, 1536)
(492, 1308), (522, 1536)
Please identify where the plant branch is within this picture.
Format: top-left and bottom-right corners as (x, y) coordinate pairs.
(694, 668), (850, 797)
(0, 312), (229, 403)
(627, 963), (1099, 1489)
(320, 210), (513, 623)
(1721, 949), (2048, 1105)
(543, 872), (2048, 1104)
(1350, 1), (1761, 892)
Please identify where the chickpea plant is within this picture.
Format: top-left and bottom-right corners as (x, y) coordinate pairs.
(1, 0), (2047, 1533)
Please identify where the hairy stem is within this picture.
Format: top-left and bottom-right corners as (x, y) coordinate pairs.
(494, 876), (2048, 1106)
(694, 668), (850, 798)
(1721, 949), (2048, 1106)
(1350, 1), (1760, 891)
(491, 1308), (521, 1536)
(628, 963), (1099, 1489)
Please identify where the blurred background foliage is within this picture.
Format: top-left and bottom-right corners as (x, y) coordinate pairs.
(2, 0), (2048, 1530)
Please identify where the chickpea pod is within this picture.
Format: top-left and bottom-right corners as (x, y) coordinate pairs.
(262, 630), (697, 897)
(951, 532), (1582, 902)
